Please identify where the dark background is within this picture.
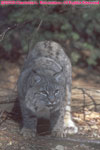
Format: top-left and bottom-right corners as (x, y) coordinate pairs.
(0, 1), (100, 69)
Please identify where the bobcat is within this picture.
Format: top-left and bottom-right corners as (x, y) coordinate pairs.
(17, 41), (78, 138)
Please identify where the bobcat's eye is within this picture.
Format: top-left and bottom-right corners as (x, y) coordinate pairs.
(55, 89), (59, 95)
(40, 90), (48, 96)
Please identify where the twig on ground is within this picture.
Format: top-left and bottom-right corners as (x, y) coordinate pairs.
(72, 86), (100, 114)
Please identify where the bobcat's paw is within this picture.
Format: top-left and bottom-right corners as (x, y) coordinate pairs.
(20, 127), (36, 139)
(51, 130), (65, 138)
(64, 118), (78, 134)
(51, 122), (78, 138)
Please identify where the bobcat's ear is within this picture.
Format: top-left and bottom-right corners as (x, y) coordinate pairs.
(32, 69), (41, 83)
(54, 68), (63, 82)
(54, 72), (62, 82)
(34, 75), (41, 83)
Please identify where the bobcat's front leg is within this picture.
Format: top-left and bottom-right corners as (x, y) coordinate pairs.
(51, 108), (66, 137)
(20, 103), (37, 138)
(64, 105), (78, 134)
(51, 80), (78, 137)
(64, 81), (78, 134)
(51, 106), (78, 138)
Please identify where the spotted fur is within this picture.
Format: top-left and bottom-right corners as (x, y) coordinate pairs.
(18, 41), (78, 138)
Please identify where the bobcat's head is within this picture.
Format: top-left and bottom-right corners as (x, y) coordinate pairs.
(25, 70), (66, 117)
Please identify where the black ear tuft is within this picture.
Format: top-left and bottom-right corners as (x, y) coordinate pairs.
(34, 75), (41, 83)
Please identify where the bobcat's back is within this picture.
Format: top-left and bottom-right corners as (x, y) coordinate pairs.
(23, 41), (71, 73)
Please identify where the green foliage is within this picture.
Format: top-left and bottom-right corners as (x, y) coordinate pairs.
(71, 32), (80, 41)
(61, 23), (72, 31)
(0, 5), (100, 66)
(71, 52), (80, 64)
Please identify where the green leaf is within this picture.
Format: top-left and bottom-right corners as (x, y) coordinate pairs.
(61, 23), (72, 31)
(71, 32), (80, 41)
(71, 52), (80, 63)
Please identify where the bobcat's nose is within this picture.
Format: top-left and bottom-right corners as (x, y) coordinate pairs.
(48, 96), (56, 105)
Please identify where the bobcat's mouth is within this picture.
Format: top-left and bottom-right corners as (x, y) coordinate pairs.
(47, 105), (53, 109)
(47, 103), (58, 111)
(47, 102), (56, 108)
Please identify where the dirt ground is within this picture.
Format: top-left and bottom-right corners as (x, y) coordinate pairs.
(0, 58), (100, 150)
